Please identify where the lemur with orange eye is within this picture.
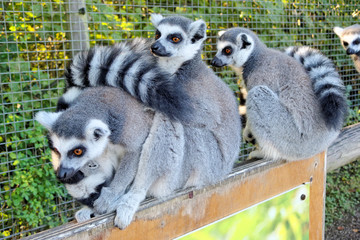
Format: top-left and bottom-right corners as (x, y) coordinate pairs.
(37, 15), (241, 229)
(212, 28), (347, 161)
(60, 14), (241, 177)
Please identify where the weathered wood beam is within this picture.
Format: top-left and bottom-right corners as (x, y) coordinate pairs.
(327, 123), (360, 172)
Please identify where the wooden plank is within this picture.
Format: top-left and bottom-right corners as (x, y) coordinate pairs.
(309, 152), (326, 240)
(28, 153), (325, 240)
(327, 123), (360, 172)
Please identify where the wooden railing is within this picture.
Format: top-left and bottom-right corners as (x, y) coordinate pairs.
(27, 152), (327, 240)
(25, 122), (360, 240)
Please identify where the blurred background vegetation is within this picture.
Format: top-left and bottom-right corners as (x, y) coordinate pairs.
(181, 185), (310, 240)
(0, 0), (359, 238)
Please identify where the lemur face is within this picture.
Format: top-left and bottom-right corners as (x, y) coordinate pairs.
(36, 112), (111, 184)
(150, 14), (207, 61)
(342, 35), (360, 56)
(334, 25), (360, 56)
(212, 30), (254, 68)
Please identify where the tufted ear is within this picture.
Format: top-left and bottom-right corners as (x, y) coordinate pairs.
(35, 111), (63, 130)
(151, 14), (164, 28)
(236, 33), (252, 49)
(218, 30), (226, 37)
(189, 19), (207, 43)
(85, 119), (111, 142)
(333, 26), (344, 37)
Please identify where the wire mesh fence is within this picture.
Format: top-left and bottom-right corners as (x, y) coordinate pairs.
(0, 0), (359, 238)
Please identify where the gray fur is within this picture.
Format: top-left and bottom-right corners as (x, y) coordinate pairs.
(36, 86), (239, 229)
(213, 27), (346, 161)
(152, 15), (193, 32)
(334, 24), (360, 73)
(149, 14), (241, 170)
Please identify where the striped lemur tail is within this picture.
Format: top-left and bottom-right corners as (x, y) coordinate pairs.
(57, 38), (193, 123)
(285, 46), (348, 130)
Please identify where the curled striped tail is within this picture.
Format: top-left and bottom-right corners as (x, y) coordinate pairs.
(60, 38), (193, 122)
(285, 46), (348, 130)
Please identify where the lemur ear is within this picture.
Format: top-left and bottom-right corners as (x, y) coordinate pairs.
(151, 14), (164, 28)
(189, 19), (207, 43)
(333, 27), (344, 37)
(85, 119), (110, 142)
(218, 30), (226, 37)
(236, 33), (252, 49)
(35, 111), (62, 130)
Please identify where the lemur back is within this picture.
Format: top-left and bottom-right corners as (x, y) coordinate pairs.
(213, 27), (347, 161)
(334, 24), (360, 74)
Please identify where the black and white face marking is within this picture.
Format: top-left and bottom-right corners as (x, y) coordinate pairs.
(211, 42), (236, 67)
(49, 133), (108, 183)
(342, 36), (360, 55)
(36, 111), (111, 183)
(212, 32), (254, 69)
(150, 14), (207, 74)
(334, 26), (360, 56)
(150, 26), (185, 57)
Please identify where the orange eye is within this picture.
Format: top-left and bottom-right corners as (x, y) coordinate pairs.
(74, 149), (83, 156)
(155, 34), (160, 40)
(172, 37), (180, 43)
(223, 46), (233, 56)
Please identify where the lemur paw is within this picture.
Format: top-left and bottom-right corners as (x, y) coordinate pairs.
(93, 187), (120, 214)
(114, 199), (138, 230)
(75, 207), (95, 222)
(248, 150), (265, 160)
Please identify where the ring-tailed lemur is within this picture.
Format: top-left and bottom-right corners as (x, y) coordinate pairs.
(334, 24), (360, 73)
(61, 15), (241, 136)
(212, 27), (347, 161)
(61, 13), (242, 195)
(36, 86), (239, 229)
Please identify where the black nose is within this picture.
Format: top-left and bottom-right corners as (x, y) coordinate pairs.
(56, 166), (85, 184)
(57, 166), (76, 181)
(211, 56), (226, 67)
(151, 42), (160, 51)
(150, 42), (171, 57)
(346, 48), (356, 55)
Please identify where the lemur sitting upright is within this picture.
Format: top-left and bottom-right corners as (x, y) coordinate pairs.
(334, 24), (360, 74)
(212, 27), (347, 161)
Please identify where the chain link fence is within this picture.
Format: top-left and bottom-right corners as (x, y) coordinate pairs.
(1, 0), (359, 238)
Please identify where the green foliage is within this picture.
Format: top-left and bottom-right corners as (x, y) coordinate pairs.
(325, 160), (360, 226)
(1, 0), (360, 238)
(1, 124), (69, 238)
(181, 185), (310, 240)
